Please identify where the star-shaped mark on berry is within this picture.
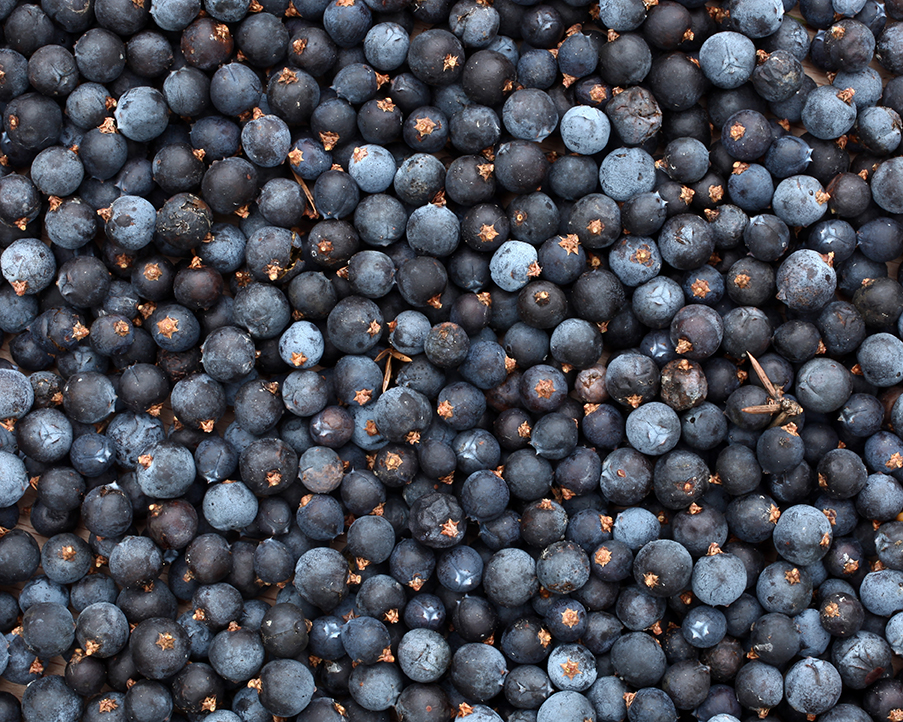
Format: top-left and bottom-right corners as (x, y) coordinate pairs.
(440, 519), (460, 537)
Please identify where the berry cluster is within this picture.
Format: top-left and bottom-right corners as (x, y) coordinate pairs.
(2, 0), (903, 720)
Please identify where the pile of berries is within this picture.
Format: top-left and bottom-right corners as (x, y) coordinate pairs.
(2, 0), (903, 720)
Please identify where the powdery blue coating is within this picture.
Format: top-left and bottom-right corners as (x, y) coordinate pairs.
(610, 632), (667, 686)
(150, 0), (201, 30)
(397, 628), (451, 682)
(482, 548), (537, 607)
(63, 372), (117, 425)
(727, 0), (783, 38)
(462, 707), (503, 722)
(0, 451), (27, 507)
(727, 163), (774, 213)
(135, 440), (196, 498)
(556, 30), (597, 78)
(114, 87), (169, 142)
(19, 408), (73, 463)
(699, 31), (756, 88)
(198, 223), (246, 273)
(560, 106), (611, 155)
(658, 214), (716, 271)
(0, 286), (37, 334)
(772, 504), (833, 565)
(348, 661), (403, 711)
(832, 631), (893, 690)
(21, 676), (81, 722)
(587, 676), (628, 722)
(347, 249), (395, 298)
(348, 144), (397, 193)
(772, 175), (829, 227)
(354, 194), (407, 247)
(203, 481), (258, 531)
(613, 507), (660, 550)
(609, 235), (662, 287)
(864, 431), (903, 475)
(350, 404), (389, 451)
(487, 35), (518, 65)
(1, 237), (56, 295)
(870, 156), (903, 213)
(259, 658), (316, 716)
(857, 106), (902, 154)
(662, 137), (710, 183)
(503, 89), (559, 142)
(210, 63), (262, 116)
(278, 321), (324, 370)
(776, 249), (837, 312)
(205, 0), (250, 22)
(549, 317), (602, 369)
(244, 225), (300, 282)
(489, 240), (539, 292)
(163, 67), (210, 117)
(763, 17), (810, 60)
(19, 576), (69, 610)
(832, 67), (883, 107)
(105, 412), (166, 469)
(108, 536), (161, 587)
(207, 628), (264, 682)
(294, 547), (348, 611)
(241, 114), (291, 167)
(595, 0), (645, 29)
(459, 340), (508, 390)
(65, 82), (112, 128)
(536, 688), (596, 722)
(394, 153), (446, 205)
(756, 561), (813, 615)
(287, 136), (332, 181)
(598, 147), (656, 202)
(0, 368), (33, 420)
(784, 658), (842, 715)
(691, 551), (747, 606)
(363, 22), (410, 71)
(860, 569), (903, 615)
(205, 713), (242, 722)
(764, 135), (812, 178)
(0, 631), (10, 674)
(734, 660), (784, 709)
(625, 402), (680, 456)
(819, 706), (872, 722)
(517, 49), (558, 90)
(538, 691), (597, 722)
(449, 1), (499, 48)
(195, 437), (239, 483)
(106, 195), (156, 250)
(771, 76), (816, 123)
(453, 428), (500, 475)
(150, 304), (201, 352)
(331, 64), (377, 103)
(633, 276), (683, 329)
(31, 146), (83, 197)
(885, 611), (903, 654)
(406, 203), (460, 256)
(801, 84), (858, 139)
(794, 607), (832, 657)
(833, 0), (867, 13)
(857, 473), (903, 520)
(389, 310), (431, 356)
(536, 540), (590, 593)
(857, 332), (903, 386)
